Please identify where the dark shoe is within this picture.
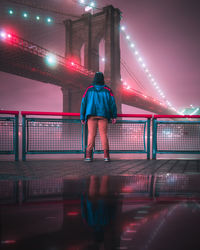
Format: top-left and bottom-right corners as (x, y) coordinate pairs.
(85, 149), (92, 162)
(104, 150), (110, 162)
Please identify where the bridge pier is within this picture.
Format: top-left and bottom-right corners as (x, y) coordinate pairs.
(62, 87), (84, 113)
(63, 5), (122, 115)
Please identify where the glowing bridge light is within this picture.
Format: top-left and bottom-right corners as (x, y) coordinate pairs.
(45, 54), (57, 67)
(23, 12), (28, 18)
(134, 50), (139, 55)
(36, 16), (40, 20)
(9, 9), (14, 15)
(0, 31), (6, 39)
(126, 85), (130, 89)
(47, 17), (52, 23)
(79, 0), (85, 3)
(130, 43), (135, 48)
(142, 63), (146, 68)
(102, 57), (105, 62)
(138, 57), (143, 62)
(126, 35), (130, 40)
(90, 2), (95, 7)
(85, 6), (92, 11)
(123, 82), (127, 85)
(121, 26), (125, 31)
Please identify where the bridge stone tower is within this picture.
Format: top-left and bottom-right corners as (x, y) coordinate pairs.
(63, 5), (122, 113)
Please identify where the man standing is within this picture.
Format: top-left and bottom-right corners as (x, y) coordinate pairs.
(80, 72), (117, 162)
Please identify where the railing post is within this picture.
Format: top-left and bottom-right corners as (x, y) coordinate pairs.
(147, 118), (151, 160)
(152, 117), (157, 160)
(22, 114), (26, 161)
(14, 114), (19, 161)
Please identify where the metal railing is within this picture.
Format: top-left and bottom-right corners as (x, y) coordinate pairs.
(1, 111), (200, 161)
(152, 115), (200, 159)
(21, 112), (151, 161)
(0, 110), (19, 161)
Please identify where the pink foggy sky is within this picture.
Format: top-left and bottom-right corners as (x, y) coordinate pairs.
(0, 0), (199, 113)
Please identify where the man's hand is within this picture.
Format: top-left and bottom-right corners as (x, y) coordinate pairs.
(81, 120), (85, 125)
(111, 118), (117, 124)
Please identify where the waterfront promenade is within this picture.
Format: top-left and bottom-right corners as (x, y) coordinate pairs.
(0, 158), (200, 180)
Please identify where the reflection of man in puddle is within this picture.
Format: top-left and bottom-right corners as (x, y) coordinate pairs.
(81, 175), (120, 250)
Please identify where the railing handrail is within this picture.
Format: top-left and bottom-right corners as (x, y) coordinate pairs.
(21, 111), (152, 118)
(154, 115), (200, 119)
(0, 110), (19, 115)
(21, 111), (80, 116)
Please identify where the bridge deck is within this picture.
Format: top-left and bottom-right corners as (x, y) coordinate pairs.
(0, 159), (199, 179)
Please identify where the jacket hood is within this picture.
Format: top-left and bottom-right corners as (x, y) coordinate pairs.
(92, 72), (105, 85)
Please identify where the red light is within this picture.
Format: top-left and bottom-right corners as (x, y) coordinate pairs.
(66, 211), (79, 216)
(2, 240), (16, 244)
(121, 186), (132, 193)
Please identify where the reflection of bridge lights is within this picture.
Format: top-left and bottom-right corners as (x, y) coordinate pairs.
(45, 54), (57, 67)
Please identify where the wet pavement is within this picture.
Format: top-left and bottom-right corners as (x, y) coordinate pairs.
(1, 174), (200, 250)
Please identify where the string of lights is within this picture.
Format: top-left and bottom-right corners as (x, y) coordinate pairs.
(6, 8), (54, 24)
(120, 24), (177, 113)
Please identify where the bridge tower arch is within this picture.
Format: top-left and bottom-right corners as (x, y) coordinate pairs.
(63, 5), (122, 113)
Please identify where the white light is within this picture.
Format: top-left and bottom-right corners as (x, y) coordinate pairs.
(85, 6), (92, 11)
(153, 82), (157, 86)
(45, 54), (57, 67)
(145, 68), (149, 73)
(90, 2), (95, 7)
(134, 50), (139, 55)
(190, 108), (199, 115)
(0, 32), (6, 38)
(138, 57), (143, 62)
(148, 73), (152, 77)
(123, 82), (127, 85)
(127, 85), (130, 89)
(47, 17), (52, 23)
(7, 34), (11, 38)
(79, 0), (85, 3)
(102, 57), (105, 62)
(121, 26), (125, 31)
(130, 43), (135, 48)
(142, 63), (146, 68)
(126, 35), (130, 40)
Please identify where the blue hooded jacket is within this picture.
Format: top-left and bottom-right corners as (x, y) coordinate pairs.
(80, 72), (117, 121)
